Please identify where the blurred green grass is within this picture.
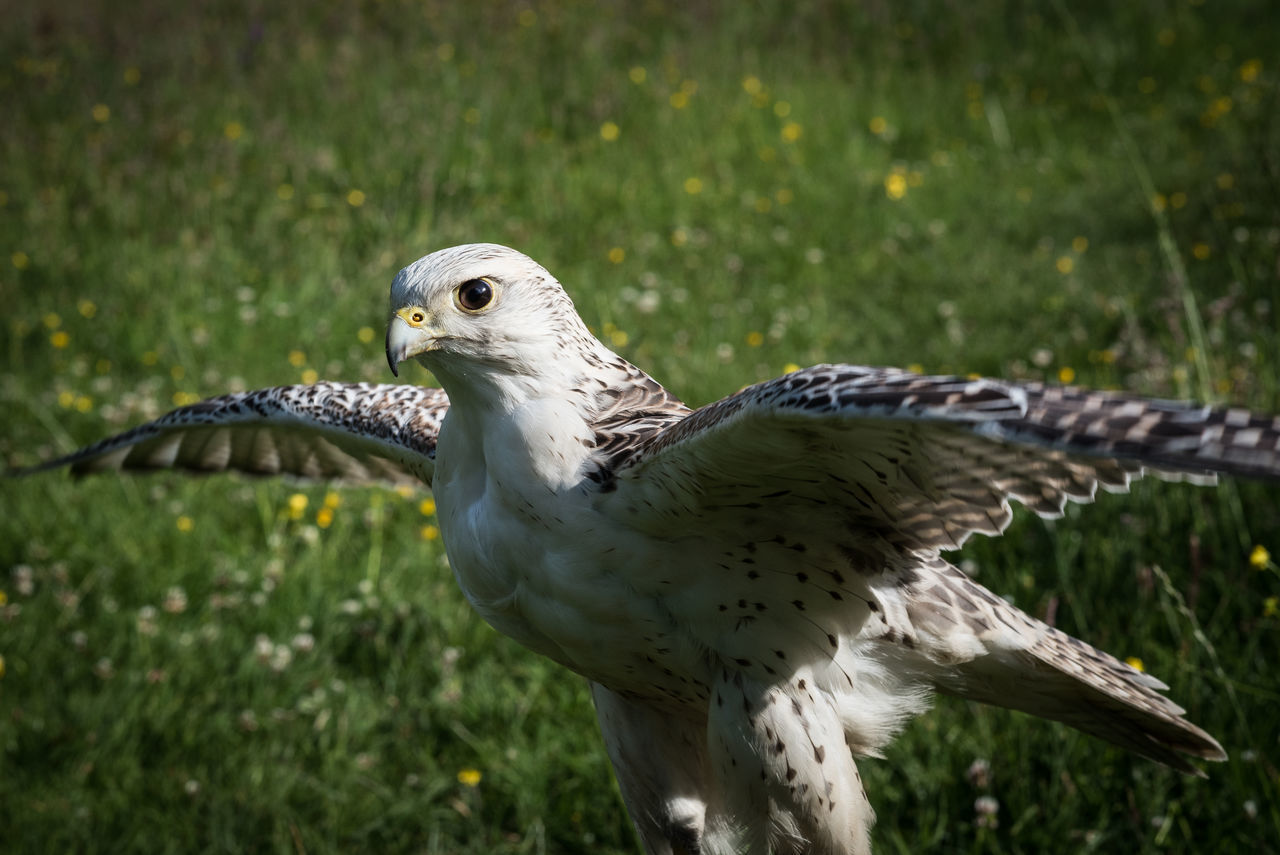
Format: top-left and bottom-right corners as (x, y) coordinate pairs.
(2, 1), (1278, 852)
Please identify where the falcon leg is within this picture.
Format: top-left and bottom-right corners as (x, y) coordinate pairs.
(590, 682), (715, 855)
(707, 667), (874, 855)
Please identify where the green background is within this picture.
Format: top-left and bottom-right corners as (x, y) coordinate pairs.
(2, 2), (1278, 852)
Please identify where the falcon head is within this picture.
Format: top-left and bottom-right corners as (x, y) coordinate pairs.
(385, 243), (590, 381)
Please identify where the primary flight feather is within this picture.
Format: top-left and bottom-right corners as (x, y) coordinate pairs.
(24, 243), (1280, 855)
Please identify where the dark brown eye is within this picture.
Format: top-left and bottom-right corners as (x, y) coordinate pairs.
(457, 278), (494, 312)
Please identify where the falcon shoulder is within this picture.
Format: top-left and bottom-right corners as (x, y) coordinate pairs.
(14, 381), (448, 487)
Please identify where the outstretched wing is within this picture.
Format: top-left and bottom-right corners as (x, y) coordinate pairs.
(17, 381), (449, 487)
(614, 365), (1279, 552)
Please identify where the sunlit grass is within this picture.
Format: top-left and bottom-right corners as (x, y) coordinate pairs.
(2, 2), (1278, 853)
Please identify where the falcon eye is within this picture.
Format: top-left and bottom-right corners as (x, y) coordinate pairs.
(456, 278), (494, 312)
(410, 310), (426, 324)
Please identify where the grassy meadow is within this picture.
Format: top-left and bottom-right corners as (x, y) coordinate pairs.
(2, 1), (1279, 852)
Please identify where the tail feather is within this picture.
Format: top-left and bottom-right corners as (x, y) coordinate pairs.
(933, 619), (1224, 775)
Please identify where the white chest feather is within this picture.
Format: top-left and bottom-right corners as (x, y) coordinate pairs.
(432, 399), (635, 664)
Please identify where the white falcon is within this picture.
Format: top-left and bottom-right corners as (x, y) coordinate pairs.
(26, 243), (1280, 855)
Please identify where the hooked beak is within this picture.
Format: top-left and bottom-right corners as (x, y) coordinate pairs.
(385, 309), (434, 377)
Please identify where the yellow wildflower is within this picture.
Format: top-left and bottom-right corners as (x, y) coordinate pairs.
(418, 498), (436, 516)
(1249, 545), (1270, 570)
(1124, 656), (1145, 672)
(1058, 367), (1076, 384)
(420, 524), (440, 541)
(884, 173), (907, 200)
(176, 515), (194, 533)
(457, 768), (482, 787)
(600, 121), (620, 142)
(287, 493), (308, 520)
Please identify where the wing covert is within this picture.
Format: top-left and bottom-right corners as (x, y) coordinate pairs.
(612, 365), (1279, 556)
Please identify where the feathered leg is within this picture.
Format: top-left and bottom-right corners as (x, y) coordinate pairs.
(591, 682), (717, 855)
(707, 667), (874, 855)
